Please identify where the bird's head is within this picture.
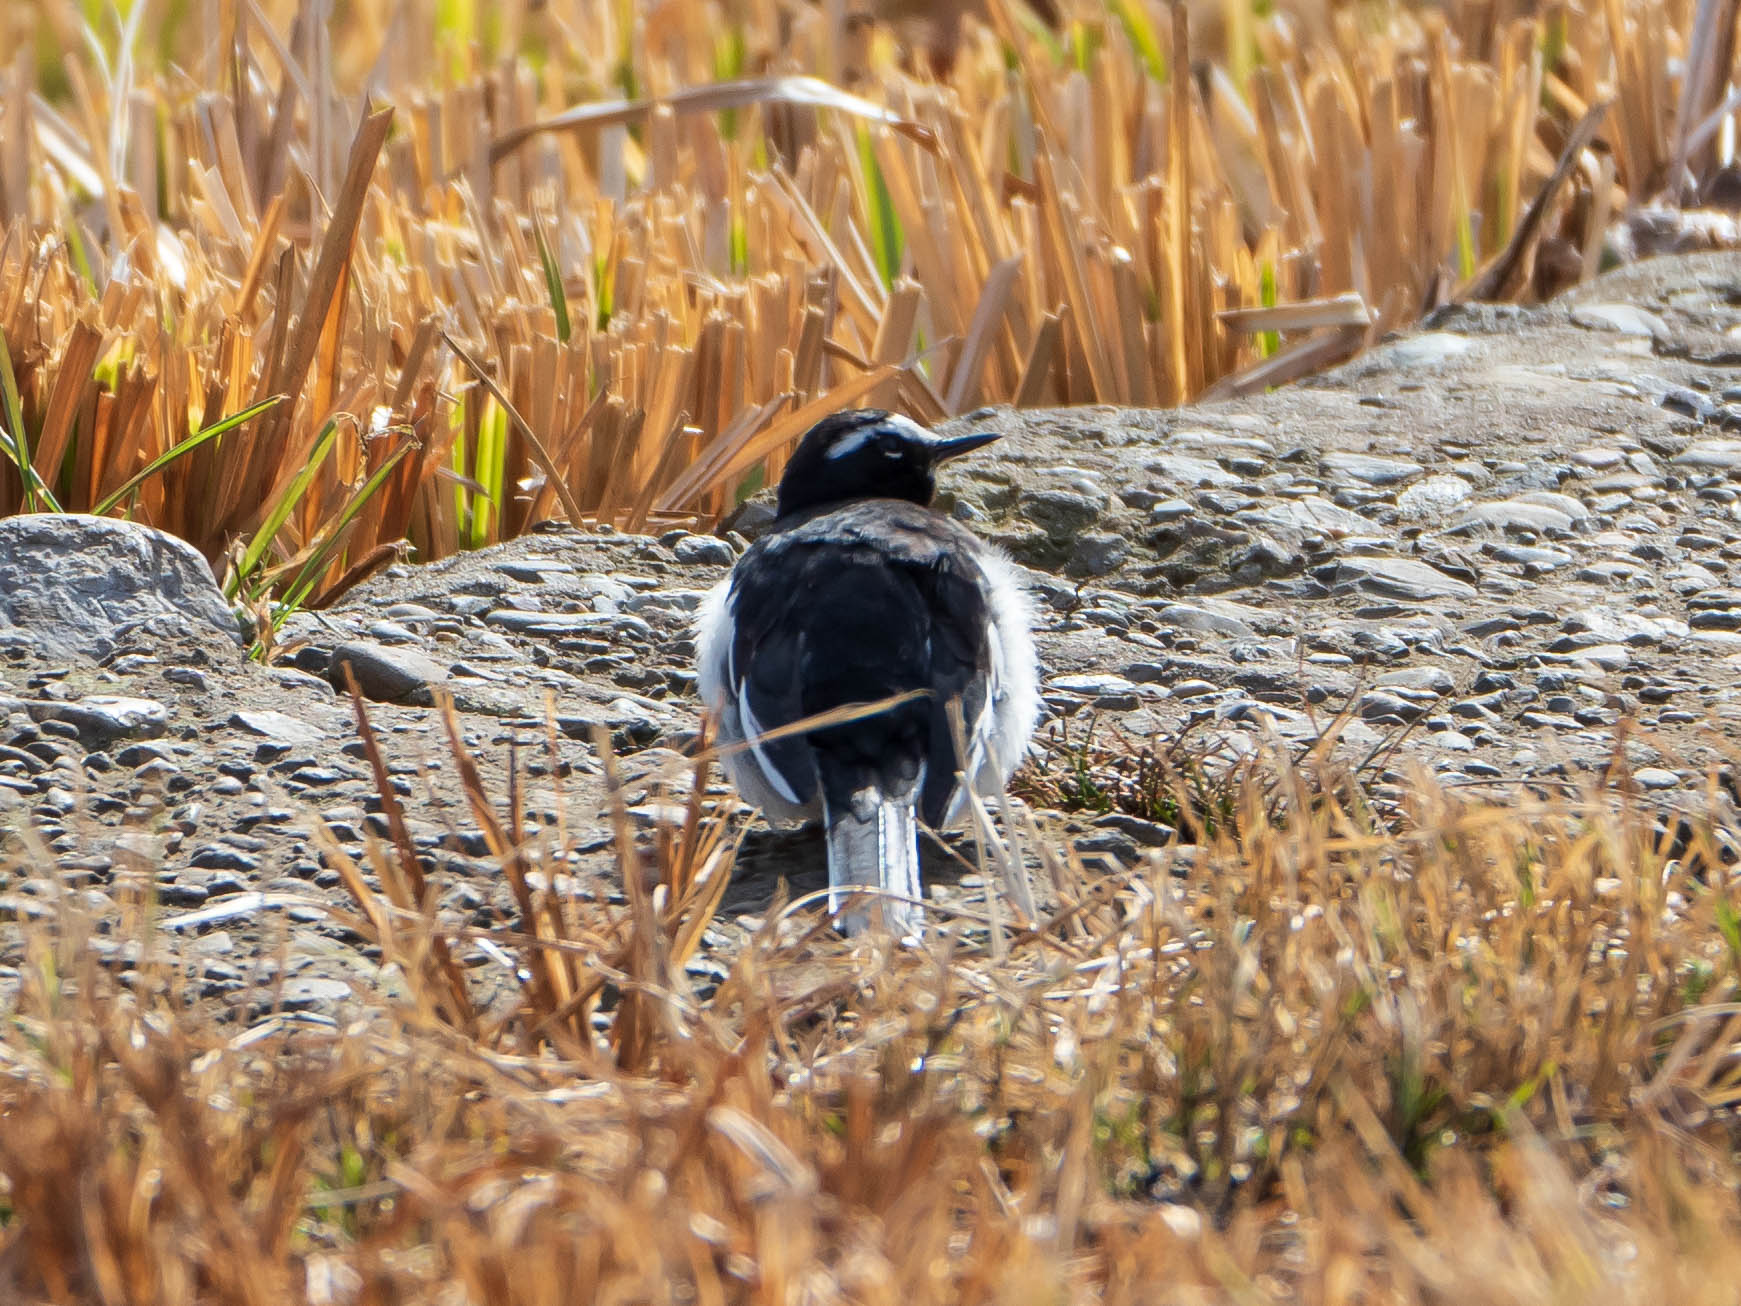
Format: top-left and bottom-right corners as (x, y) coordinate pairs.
(775, 410), (1000, 518)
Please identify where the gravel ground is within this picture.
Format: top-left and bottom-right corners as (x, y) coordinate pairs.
(9, 251), (1741, 1023)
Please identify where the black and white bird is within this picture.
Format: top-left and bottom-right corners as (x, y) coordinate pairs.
(696, 409), (1039, 935)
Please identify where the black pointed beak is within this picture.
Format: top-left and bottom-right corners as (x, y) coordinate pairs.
(926, 430), (1000, 463)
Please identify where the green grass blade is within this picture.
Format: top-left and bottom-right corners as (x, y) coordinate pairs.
(230, 416), (340, 601)
(0, 328), (56, 513)
(533, 218), (572, 345)
(94, 394), (285, 517)
(1259, 261), (1279, 358)
(277, 437), (415, 619)
(62, 203), (98, 295)
(1224, 0), (1257, 93)
(714, 25), (746, 139)
(857, 124), (903, 289)
(0, 428), (60, 513)
(1455, 203), (1477, 281)
(466, 400), (506, 549)
(1108, 0), (1166, 82)
(1068, 19), (1102, 72)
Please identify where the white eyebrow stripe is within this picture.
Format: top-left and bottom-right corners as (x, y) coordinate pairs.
(822, 414), (934, 460)
(823, 428), (877, 460)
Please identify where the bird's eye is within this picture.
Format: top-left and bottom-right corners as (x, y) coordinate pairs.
(879, 435), (901, 457)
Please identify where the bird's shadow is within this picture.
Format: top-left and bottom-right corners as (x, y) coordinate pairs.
(719, 821), (974, 918)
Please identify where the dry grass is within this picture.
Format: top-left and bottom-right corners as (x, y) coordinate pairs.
(1, 0), (1734, 605)
(6, 712), (1741, 1302)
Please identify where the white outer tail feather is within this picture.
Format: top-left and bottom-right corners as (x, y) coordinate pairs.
(825, 792), (922, 937)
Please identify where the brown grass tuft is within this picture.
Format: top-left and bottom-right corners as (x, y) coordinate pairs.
(7, 716), (1741, 1301)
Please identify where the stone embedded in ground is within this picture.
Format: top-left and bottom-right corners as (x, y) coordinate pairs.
(1066, 533), (1130, 577)
(1451, 498), (1581, 535)
(0, 514), (241, 660)
(1570, 302), (1669, 339)
(1633, 768), (1681, 790)
(231, 710), (326, 745)
(1154, 601), (1259, 639)
(329, 641), (449, 704)
(1382, 331), (1475, 367)
(30, 695), (171, 745)
(1146, 454), (1243, 489)
(1375, 665), (1456, 695)
(671, 534), (737, 566)
(1018, 487), (1109, 536)
(1321, 452), (1425, 486)
(1673, 440), (1741, 471)
(1313, 555), (1479, 601)
(1248, 496), (1374, 535)
(1397, 475), (1475, 520)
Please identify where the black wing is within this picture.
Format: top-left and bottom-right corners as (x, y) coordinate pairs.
(727, 502), (992, 825)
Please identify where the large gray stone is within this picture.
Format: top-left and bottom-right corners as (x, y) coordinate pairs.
(1313, 555), (1479, 601)
(330, 641), (449, 704)
(0, 514), (241, 659)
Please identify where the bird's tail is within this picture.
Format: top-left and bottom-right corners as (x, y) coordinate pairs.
(824, 788), (922, 937)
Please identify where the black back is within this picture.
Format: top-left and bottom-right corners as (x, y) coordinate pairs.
(725, 500), (992, 825)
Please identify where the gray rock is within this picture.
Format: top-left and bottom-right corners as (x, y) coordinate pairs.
(1146, 455), (1241, 489)
(1383, 332), (1474, 367)
(1049, 673), (1145, 705)
(330, 642), (449, 703)
(1633, 767), (1681, 790)
(1149, 498), (1194, 522)
(720, 500), (779, 541)
(1169, 428), (1276, 459)
(1359, 690), (1431, 723)
(1248, 496), (1374, 535)
(1552, 643), (1631, 670)
(1396, 475), (1474, 520)
(1199, 490), (1257, 515)
(0, 514), (242, 659)
(496, 558), (575, 582)
(1314, 556), (1478, 601)
(1019, 488), (1108, 537)
(1515, 491), (1590, 521)
(1321, 452), (1425, 486)
(1569, 447), (1626, 471)
(1564, 608), (1686, 643)
(1492, 545), (1572, 569)
(1092, 812), (1175, 846)
(1451, 498), (1578, 535)
(31, 695), (171, 744)
(279, 975), (354, 1010)
(1375, 666), (1455, 695)
(231, 710), (326, 746)
(484, 610), (653, 641)
(1229, 534), (1302, 580)
(1673, 440), (1741, 472)
(672, 535), (737, 566)
(1570, 303), (1668, 339)
(1660, 387), (1716, 420)
(1154, 601), (1259, 639)
(1067, 533), (1131, 577)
